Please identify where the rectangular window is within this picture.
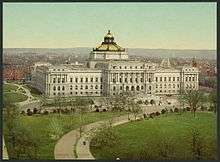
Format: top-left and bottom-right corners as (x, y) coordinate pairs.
(91, 78), (93, 82)
(173, 77), (175, 81)
(125, 78), (127, 82)
(70, 78), (73, 82)
(96, 77), (98, 82)
(100, 77), (103, 82)
(155, 77), (158, 82)
(160, 77), (162, 82)
(169, 77), (171, 81)
(58, 78), (61, 83)
(81, 78), (83, 83)
(164, 77), (166, 81)
(75, 78), (78, 83)
(62, 78), (65, 83)
(53, 78), (56, 83)
(86, 78), (88, 82)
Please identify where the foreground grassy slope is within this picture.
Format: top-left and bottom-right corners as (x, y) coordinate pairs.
(4, 112), (124, 159)
(91, 112), (217, 160)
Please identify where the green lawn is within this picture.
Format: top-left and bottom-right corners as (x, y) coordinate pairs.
(3, 83), (18, 92)
(4, 92), (28, 103)
(90, 112), (217, 160)
(4, 112), (125, 159)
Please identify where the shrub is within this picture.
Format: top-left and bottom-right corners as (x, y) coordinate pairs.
(53, 109), (57, 113)
(200, 105), (207, 111)
(20, 110), (26, 115)
(43, 110), (49, 115)
(33, 108), (38, 114)
(161, 109), (166, 114)
(143, 113), (147, 118)
(27, 109), (33, 116)
(174, 108), (179, 113)
(95, 108), (99, 112)
(103, 109), (107, 112)
(155, 111), (160, 116)
(182, 108), (187, 112)
(186, 107), (191, 111)
(170, 109), (174, 113)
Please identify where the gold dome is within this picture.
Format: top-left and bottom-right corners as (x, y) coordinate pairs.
(93, 30), (125, 52)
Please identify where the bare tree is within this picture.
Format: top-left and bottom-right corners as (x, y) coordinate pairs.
(182, 90), (204, 117)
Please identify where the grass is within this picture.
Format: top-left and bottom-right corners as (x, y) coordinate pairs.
(90, 112), (217, 160)
(3, 83), (18, 92)
(4, 92), (28, 103)
(4, 111), (125, 159)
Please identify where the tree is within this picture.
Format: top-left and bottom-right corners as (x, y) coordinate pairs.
(90, 124), (120, 148)
(181, 90), (204, 117)
(209, 90), (217, 113)
(128, 99), (142, 120)
(75, 97), (89, 137)
(54, 94), (63, 116)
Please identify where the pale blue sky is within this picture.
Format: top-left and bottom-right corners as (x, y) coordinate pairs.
(3, 2), (216, 49)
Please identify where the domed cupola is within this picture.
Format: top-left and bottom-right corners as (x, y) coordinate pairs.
(93, 30), (125, 52)
(104, 30), (114, 43)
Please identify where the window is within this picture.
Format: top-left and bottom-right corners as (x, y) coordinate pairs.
(62, 78), (65, 83)
(177, 84), (180, 88)
(81, 85), (83, 90)
(164, 77), (166, 81)
(113, 78), (116, 83)
(160, 77), (162, 82)
(173, 77), (175, 81)
(120, 78), (122, 83)
(91, 78), (93, 82)
(75, 78), (78, 83)
(186, 77), (188, 81)
(90, 85), (93, 89)
(130, 78), (133, 83)
(76, 92), (78, 94)
(75, 85), (78, 90)
(125, 78), (128, 82)
(100, 77), (103, 82)
(192, 77), (195, 81)
(119, 66), (122, 69)
(149, 78), (151, 82)
(53, 93), (56, 95)
(135, 78), (138, 83)
(53, 78), (56, 83)
(169, 77), (171, 81)
(95, 85), (98, 89)
(130, 66), (132, 69)
(70, 92), (72, 95)
(58, 86), (60, 91)
(189, 77), (191, 81)
(53, 86), (56, 91)
(141, 78), (143, 82)
(96, 77), (98, 82)
(141, 86), (144, 90)
(86, 78), (88, 82)
(135, 66), (137, 69)
(125, 66), (127, 69)
(85, 85), (88, 89)
(113, 86), (116, 91)
(155, 77), (158, 82)
(58, 78), (61, 83)
(120, 86), (123, 90)
(70, 78), (73, 82)
(81, 78), (83, 83)
(177, 77), (179, 81)
(70, 85), (73, 90)
(173, 84), (175, 88)
(100, 85), (103, 89)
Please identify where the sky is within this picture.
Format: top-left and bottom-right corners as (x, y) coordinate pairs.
(3, 2), (217, 49)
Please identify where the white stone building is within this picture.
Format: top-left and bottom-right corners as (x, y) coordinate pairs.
(31, 30), (199, 98)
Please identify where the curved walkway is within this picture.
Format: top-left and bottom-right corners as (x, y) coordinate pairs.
(55, 108), (166, 160)
(54, 115), (132, 160)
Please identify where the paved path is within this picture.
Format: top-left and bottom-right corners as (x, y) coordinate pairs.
(54, 114), (144, 160)
(3, 137), (9, 160)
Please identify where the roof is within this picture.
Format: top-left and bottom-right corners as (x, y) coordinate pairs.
(93, 30), (125, 52)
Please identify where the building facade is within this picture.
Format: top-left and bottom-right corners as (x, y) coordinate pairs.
(31, 31), (199, 98)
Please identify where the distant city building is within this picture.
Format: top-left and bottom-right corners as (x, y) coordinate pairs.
(31, 31), (199, 98)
